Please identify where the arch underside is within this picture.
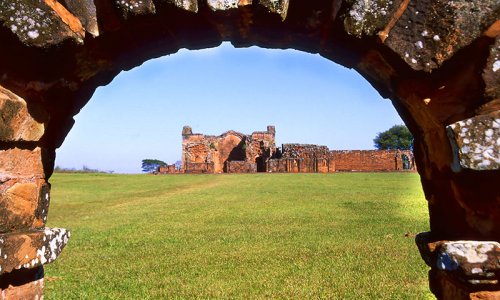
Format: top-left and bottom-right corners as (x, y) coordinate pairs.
(0, 0), (499, 298)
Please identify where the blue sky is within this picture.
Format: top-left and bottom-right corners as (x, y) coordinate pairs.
(55, 42), (403, 173)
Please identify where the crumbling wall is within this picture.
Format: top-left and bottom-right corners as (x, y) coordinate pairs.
(226, 161), (257, 173)
(247, 127), (276, 169)
(279, 144), (335, 173)
(267, 158), (301, 173)
(181, 126), (275, 173)
(267, 158), (289, 173)
(184, 162), (214, 174)
(182, 129), (244, 173)
(157, 164), (181, 174)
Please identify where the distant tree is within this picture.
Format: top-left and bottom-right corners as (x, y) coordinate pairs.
(141, 159), (167, 173)
(373, 125), (413, 150)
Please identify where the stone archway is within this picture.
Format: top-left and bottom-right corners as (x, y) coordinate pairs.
(0, 1), (498, 298)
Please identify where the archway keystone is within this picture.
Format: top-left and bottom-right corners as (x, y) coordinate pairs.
(0, 0), (498, 298)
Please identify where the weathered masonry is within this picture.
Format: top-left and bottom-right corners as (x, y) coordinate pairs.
(178, 125), (339, 174)
(170, 126), (414, 174)
(330, 149), (415, 172)
(268, 143), (337, 173)
(0, 0), (499, 299)
(181, 125), (276, 174)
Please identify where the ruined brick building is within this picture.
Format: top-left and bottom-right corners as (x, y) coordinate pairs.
(159, 126), (415, 174)
(180, 125), (276, 173)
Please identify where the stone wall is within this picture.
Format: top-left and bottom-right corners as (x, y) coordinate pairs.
(282, 144), (331, 159)
(183, 162), (214, 174)
(278, 144), (336, 173)
(173, 132), (413, 174)
(267, 157), (335, 173)
(317, 158), (336, 173)
(268, 158), (301, 173)
(330, 150), (415, 172)
(226, 161), (257, 173)
(157, 164), (181, 174)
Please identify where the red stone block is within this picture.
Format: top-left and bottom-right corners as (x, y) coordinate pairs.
(0, 228), (70, 275)
(0, 267), (44, 300)
(0, 179), (50, 233)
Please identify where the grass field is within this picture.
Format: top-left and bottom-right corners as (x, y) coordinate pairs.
(45, 173), (433, 299)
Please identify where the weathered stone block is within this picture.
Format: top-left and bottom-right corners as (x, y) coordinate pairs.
(447, 112), (500, 171)
(0, 179), (50, 233)
(207, 0), (239, 11)
(0, 148), (48, 180)
(207, 0), (253, 11)
(115, 0), (156, 17)
(483, 37), (500, 102)
(430, 269), (500, 300)
(0, 86), (48, 142)
(0, 0), (84, 47)
(437, 241), (500, 285)
(0, 228), (70, 275)
(162, 0), (198, 13)
(259, 0), (289, 20)
(0, 267), (44, 300)
(343, 0), (403, 38)
(63, 0), (99, 36)
(378, 0), (499, 71)
(418, 234), (500, 299)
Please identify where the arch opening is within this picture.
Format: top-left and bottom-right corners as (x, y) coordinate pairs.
(0, 1), (498, 299)
(55, 43), (406, 174)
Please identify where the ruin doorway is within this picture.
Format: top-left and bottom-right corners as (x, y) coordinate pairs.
(256, 156), (266, 172)
(401, 154), (410, 170)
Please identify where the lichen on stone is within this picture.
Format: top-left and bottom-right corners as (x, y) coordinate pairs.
(166, 0), (198, 13)
(447, 113), (500, 171)
(0, 2), (52, 44)
(343, 0), (395, 37)
(259, 0), (289, 20)
(384, 0), (500, 71)
(115, 0), (156, 17)
(494, 60), (500, 72)
(207, 0), (239, 11)
(0, 228), (70, 275)
(436, 241), (500, 282)
(0, 0), (83, 47)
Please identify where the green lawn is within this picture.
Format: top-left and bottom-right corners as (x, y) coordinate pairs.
(45, 173), (433, 299)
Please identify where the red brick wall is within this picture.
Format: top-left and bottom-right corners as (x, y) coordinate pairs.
(226, 161), (257, 173)
(184, 162), (215, 174)
(267, 159), (292, 172)
(158, 164), (181, 174)
(317, 158), (336, 173)
(330, 150), (414, 172)
(267, 158), (335, 173)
